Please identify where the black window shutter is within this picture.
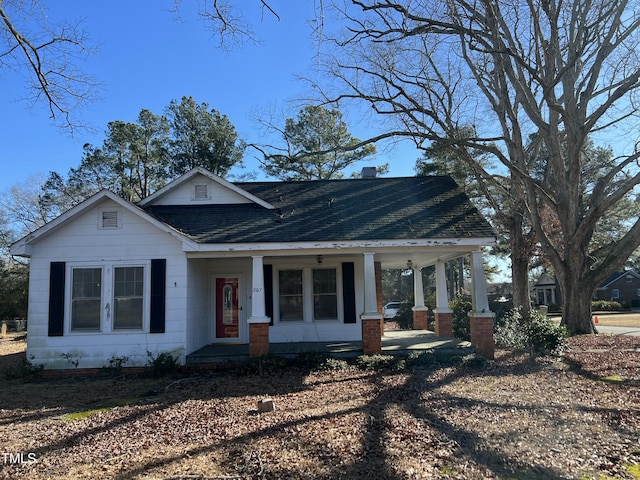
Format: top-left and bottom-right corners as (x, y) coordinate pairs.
(263, 264), (274, 325)
(342, 262), (357, 324)
(150, 259), (166, 333)
(48, 262), (65, 336)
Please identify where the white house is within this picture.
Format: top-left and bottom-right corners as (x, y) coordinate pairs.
(10, 167), (497, 369)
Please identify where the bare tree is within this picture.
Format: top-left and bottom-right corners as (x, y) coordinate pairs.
(0, 173), (53, 235)
(172, 0), (283, 48)
(319, 0), (640, 334)
(0, 0), (99, 132)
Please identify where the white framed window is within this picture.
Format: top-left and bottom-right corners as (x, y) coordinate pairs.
(278, 269), (304, 322)
(612, 289), (620, 299)
(113, 266), (144, 330)
(68, 263), (147, 333)
(275, 265), (341, 323)
(636, 289), (640, 297)
(71, 267), (103, 331)
(313, 269), (338, 320)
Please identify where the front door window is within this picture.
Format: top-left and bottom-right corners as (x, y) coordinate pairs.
(216, 277), (239, 339)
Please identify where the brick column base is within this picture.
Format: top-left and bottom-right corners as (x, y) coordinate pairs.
(249, 322), (269, 357)
(361, 316), (382, 355)
(469, 314), (495, 359)
(412, 308), (428, 330)
(434, 311), (453, 337)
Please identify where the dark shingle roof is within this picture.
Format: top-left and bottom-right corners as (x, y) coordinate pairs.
(143, 176), (494, 244)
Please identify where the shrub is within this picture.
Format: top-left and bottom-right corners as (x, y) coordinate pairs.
(356, 354), (405, 371)
(406, 350), (437, 367)
(495, 308), (568, 356)
(146, 351), (178, 377)
(462, 353), (489, 368)
(316, 357), (349, 371)
(592, 300), (623, 311)
(450, 295), (472, 341)
(102, 355), (129, 376)
(295, 351), (349, 371)
(494, 308), (529, 351)
(527, 311), (568, 355)
(234, 355), (287, 376)
(294, 351), (329, 370)
(393, 303), (414, 329)
(21, 355), (45, 378)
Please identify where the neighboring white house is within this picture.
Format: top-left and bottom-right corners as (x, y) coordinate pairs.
(10, 167), (496, 369)
(532, 272), (560, 306)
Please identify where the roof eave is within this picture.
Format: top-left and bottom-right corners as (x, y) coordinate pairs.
(184, 236), (496, 254)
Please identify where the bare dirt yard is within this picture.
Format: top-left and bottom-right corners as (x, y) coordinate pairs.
(1, 333), (639, 480)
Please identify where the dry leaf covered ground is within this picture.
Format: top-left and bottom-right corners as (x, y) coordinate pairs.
(0, 333), (639, 480)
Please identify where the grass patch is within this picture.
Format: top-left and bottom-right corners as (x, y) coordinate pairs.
(60, 407), (110, 421)
(59, 395), (142, 421)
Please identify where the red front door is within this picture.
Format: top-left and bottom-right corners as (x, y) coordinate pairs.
(215, 277), (239, 339)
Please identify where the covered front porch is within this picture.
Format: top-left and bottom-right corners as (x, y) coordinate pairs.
(185, 241), (496, 362)
(186, 328), (473, 365)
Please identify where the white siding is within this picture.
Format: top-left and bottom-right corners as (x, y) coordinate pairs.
(26, 199), (188, 369)
(152, 175), (252, 206)
(186, 259), (210, 354)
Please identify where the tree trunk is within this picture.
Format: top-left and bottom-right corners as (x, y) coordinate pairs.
(556, 267), (597, 335)
(511, 250), (531, 313)
(510, 215), (531, 313)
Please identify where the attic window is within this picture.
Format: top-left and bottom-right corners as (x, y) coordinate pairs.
(193, 184), (209, 200)
(99, 209), (121, 229)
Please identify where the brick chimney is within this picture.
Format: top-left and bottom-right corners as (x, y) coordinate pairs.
(360, 167), (377, 178)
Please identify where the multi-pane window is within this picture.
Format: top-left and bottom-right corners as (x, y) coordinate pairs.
(313, 269), (338, 320)
(114, 266), (144, 329)
(279, 270), (304, 321)
(277, 267), (340, 322)
(71, 268), (102, 331)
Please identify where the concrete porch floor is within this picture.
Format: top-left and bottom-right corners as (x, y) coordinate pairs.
(186, 329), (473, 365)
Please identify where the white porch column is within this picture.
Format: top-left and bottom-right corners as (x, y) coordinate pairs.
(362, 252), (380, 317)
(469, 250), (495, 359)
(413, 267), (425, 309)
(433, 259), (453, 337)
(361, 252), (382, 354)
(249, 255), (270, 323)
(434, 260), (451, 313)
(412, 266), (429, 330)
(470, 250), (492, 313)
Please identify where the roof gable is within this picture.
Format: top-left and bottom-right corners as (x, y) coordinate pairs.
(138, 167), (274, 209)
(600, 270), (640, 288)
(533, 273), (556, 287)
(10, 190), (197, 256)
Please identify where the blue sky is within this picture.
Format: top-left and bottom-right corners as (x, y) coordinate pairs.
(1, 1), (421, 191)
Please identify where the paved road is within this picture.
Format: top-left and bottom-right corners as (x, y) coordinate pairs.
(595, 325), (640, 336)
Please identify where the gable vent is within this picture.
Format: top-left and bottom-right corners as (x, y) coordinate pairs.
(194, 184), (209, 200)
(100, 210), (119, 229)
